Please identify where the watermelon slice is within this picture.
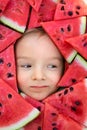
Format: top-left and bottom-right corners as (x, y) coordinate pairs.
(20, 93), (44, 130)
(41, 16), (86, 63)
(27, 0), (43, 12)
(0, 24), (21, 52)
(0, 0), (30, 33)
(0, 78), (40, 130)
(58, 54), (87, 87)
(54, 0), (87, 20)
(44, 78), (87, 127)
(0, 44), (17, 91)
(0, 0), (10, 16)
(65, 33), (87, 60)
(43, 103), (85, 130)
(28, 0), (57, 29)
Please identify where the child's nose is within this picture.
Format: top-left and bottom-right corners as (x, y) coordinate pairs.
(31, 68), (46, 80)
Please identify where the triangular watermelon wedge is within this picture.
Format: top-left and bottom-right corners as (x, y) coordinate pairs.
(43, 103), (85, 130)
(0, 0), (10, 16)
(41, 16), (86, 63)
(0, 0), (30, 33)
(58, 54), (87, 87)
(28, 0), (57, 29)
(0, 24), (21, 52)
(0, 44), (17, 91)
(27, 0), (43, 12)
(44, 78), (87, 127)
(0, 78), (40, 130)
(65, 33), (87, 60)
(20, 93), (44, 130)
(54, 0), (87, 20)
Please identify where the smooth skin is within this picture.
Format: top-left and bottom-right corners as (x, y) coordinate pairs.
(15, 29), (64, 101)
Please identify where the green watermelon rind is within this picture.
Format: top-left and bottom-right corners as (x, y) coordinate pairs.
(0, 108), (40, 130)
(0, 16), (25, 33)
(80, 16), (86, 34)
(75, 54), (87, 70)
(66, 50), (77, 63)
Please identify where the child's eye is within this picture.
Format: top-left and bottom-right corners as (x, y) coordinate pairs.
(47, 64), (57, 69)
(20, 64), (31, 68)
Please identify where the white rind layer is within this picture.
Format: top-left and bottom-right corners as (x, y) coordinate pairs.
(0, 108), (40, 130)
(75, 54), (87, 70)
(80, 16), (86, 34)
(66, 50), (77, 63)
(0, 16), (25, 33)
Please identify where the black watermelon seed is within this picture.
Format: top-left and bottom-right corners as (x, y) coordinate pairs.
(76, 6), (81, 10)
(0, 34), (4, 40)
(8, 94), (12, 99)
(52, 123), (57, 126)
(70, 87), (74, 92)
(0, 103), (2, 107)
(60, 28), (64, 32)
(0, 58), (4, 64)
(0, 9), (2, 13)
(64, 89), (68, 95)
(53, 127), (58, 130)
(7, 73), (14, 78)
(38, 126), (42, 130)
(51, 113), (57, 116)
(83, 42), (87, 47)
(61, 6), (65, 10)
(67, 25), (71, 32)
(60, 0), (66, 4)
(75, 100), (81, 106)
(37, 106), (41, 111)
(76, 11), (79, 15)
(71, 106), (77, 112)
(72, 79), (77, 83)
(58, 93), (62, 96)
(7, 63), (11, 67)
(68, 11), (73, 16)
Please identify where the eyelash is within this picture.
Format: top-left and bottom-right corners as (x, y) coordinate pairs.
(47, 64), (58, 69)
(20, 64), (31, 68)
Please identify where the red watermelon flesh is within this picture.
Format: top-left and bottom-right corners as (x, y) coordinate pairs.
(41, 16), (86, 63)
(65, 33), (87, 60)
(54, 0), (87, 20)
(28, 0), (57, 29)
(0, 44), (17, 91)
(0, 78), (40, 130)
(0, 0), (30, 33)
(27, 0), (43, 12)
(43, 103), (85, 130)
(0, 0), (10, 16)
(58, 54), (87, 87)
(0, 24), (21, 52)
(20, 93), (44, 130)
(44, 79), (87, 127)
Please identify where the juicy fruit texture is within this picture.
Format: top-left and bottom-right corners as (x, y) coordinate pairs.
(65, 33), (87, 60)
(27, 0), (43, 12)
(20, 93), (44, 130)
(43, 103), (84, 130)
(0, 0), (10, 16)
(0, 45), (18, 91)
(44, 78), (87, 127)
(54, 0), (87, 20)
(28, 0), (57, 29)
(0, 24), (21, 52)
(58, 54), (87, 87)
(0, 0), (30, 33)
(0, 78), (40, 130)
(41, 16), (86, 63)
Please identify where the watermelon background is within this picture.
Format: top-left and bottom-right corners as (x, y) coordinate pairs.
(0, 0), (87, 130)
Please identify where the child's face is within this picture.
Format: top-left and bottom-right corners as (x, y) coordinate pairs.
(16, 32), (64, 100)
